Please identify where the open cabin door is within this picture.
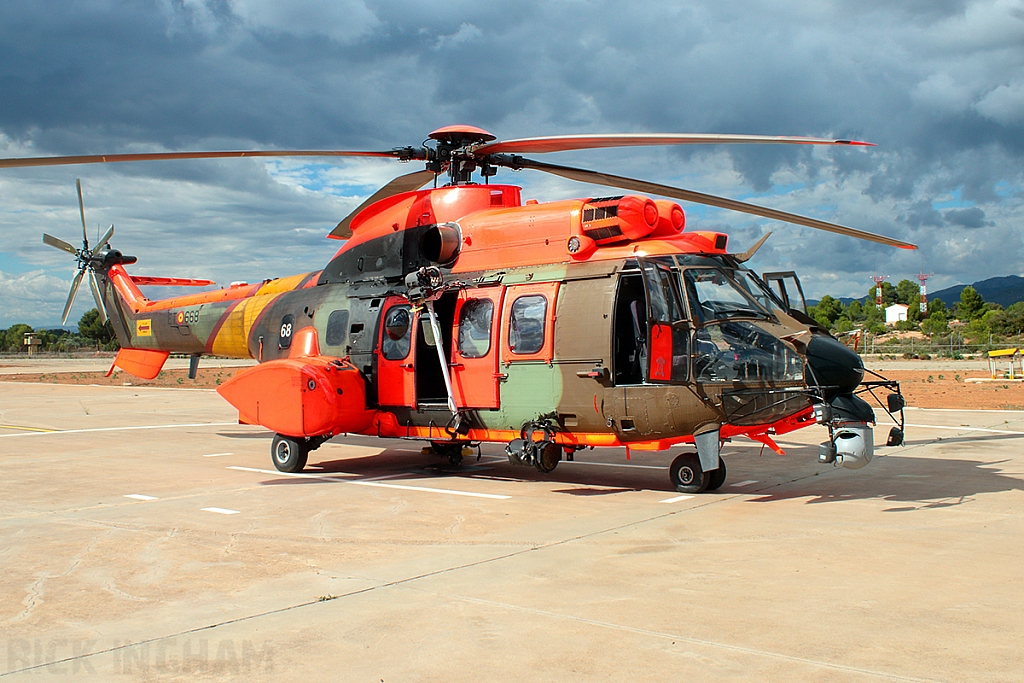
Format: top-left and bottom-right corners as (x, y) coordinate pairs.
(639, 259), (690, 384)
(762, 271), (808, 315)
(450, 286), (503, 409)
(376, 296), (417, 407)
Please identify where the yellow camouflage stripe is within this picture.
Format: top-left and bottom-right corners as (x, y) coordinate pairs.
(210, 273), (311, 357)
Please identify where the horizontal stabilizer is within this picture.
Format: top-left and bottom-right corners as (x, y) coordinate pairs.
(130, 276), (215, 287)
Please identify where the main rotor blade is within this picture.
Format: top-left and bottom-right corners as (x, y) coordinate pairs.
(43, 233), (78, 255)
(91, 225), (114, 256)
(61, 270), (85, 325)
(76, 179), (88, 249)
(88, 270), (108, 324)
(0, 149), (415, 170)
(516, 158), (917, 250)
(329, 169), (438, 239)
(474, 133), (874, 156)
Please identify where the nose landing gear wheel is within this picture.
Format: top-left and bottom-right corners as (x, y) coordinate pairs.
(706, 456), (727, 491)
(272, 434), (309, 473)
(669, 452), (709, 493)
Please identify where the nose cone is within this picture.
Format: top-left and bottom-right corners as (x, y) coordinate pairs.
(806, 333), (864, 395)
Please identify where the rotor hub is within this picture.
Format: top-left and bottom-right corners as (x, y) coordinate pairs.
(428, 125), (496, 148)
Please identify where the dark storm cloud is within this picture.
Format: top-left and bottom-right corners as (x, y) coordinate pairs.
(2, 0), (1024, 325)
(944, 206), (991, 228)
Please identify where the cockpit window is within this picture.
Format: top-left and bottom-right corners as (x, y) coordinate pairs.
(683, 268), (772, 322)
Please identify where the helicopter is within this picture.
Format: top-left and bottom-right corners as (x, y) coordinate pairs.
(1, 125), (911, 493)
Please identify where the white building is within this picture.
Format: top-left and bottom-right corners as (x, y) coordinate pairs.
(885, 303), (909, 325)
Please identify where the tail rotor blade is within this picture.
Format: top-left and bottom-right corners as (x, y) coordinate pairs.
(76, 179), (89, 251)
(43, 233), (78, 255)
(88, 270), (108, 324)
(91, 225), (114, 256)
(61, 270), (86, 325)
(513, 158), (917, 250)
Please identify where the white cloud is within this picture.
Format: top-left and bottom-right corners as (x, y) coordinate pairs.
(0, 270), (73, 327)
(974, 82), (1024, 124)
(229, 0), (380, 43)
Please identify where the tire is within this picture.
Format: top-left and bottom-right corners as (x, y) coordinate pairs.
(706, 456), (727, 491)
(533, 442), (562, 473)
(669, 452), (709, 493)
(272, 434), (309, 473)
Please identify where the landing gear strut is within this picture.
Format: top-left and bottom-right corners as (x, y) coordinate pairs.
(430, 441), (466, 467)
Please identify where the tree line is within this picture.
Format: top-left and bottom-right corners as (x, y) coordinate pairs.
(0, 309), (117, 353)
(808, 279), (1024, 342)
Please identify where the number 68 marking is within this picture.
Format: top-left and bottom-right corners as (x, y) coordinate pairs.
(280, 323), (293, 337)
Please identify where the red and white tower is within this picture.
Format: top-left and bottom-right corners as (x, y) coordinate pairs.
(872, 275), (887, 310)
(917, 272), (932, 315)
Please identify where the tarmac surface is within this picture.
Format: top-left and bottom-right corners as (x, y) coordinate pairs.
(1, 378), (1023, 681)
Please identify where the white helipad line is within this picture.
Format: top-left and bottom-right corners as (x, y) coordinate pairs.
(562, 461), (666, 470)
(352, 480), (511, 499)
(202, 452), (233, 458)
(201, 507), (240, 515)
(227, 465), (357, 481)
(730, 480), (759, 488)
(226, 466), (510, 500)
(659, 494), (694, 504)
(906, 423), (1024, 435)
(906, 406), (1024, 413)
(124, 494), (158, 501)
(0, 422), (236, 439)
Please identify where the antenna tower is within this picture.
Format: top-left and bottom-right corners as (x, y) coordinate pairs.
(871, 275), (887, 310)
(917, 272), (932, 314)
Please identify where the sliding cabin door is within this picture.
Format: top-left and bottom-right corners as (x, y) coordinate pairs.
(376, 296), (417, 407)
(450, 286), (503, 409)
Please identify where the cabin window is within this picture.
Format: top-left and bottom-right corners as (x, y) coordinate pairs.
(381, 305), (412, 360)
(325, 310), (349, 346)
(458, 298), (493, 358)
(508, 295), (546, 355)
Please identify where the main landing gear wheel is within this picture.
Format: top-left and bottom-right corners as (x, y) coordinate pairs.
(534, 442), (562, 473)
(706, 456), (727, 491)
(669, 452), (709, 493)
(272, 434), (309, 473)
(431, 441), (464, 467)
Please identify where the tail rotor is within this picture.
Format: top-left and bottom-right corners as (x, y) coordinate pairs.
(42, 179), (115, 325)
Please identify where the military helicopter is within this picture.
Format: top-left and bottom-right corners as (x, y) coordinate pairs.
(1, 125), (910, 492)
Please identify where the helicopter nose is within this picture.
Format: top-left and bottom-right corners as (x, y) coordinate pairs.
(806, 333), (864, 395)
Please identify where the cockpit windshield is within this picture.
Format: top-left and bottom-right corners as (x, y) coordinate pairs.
(731, 269), (785, 315)
(682, 268), (773, 322)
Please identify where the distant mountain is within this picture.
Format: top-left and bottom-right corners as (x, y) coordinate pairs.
(806, 297), (864, 307)
(930, 275), (1024, 309)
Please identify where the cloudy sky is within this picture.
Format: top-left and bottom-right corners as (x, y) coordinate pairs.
(1, 0), (1023, 327)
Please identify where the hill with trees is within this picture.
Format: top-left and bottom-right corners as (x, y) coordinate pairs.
(0, 309), (118, 354)
(808, 277), (1024, 351)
